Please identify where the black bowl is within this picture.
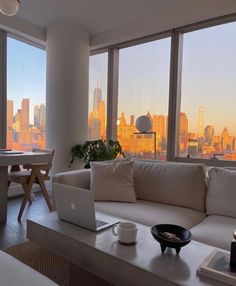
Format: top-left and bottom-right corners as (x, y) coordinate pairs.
(151, 224), (192, 254)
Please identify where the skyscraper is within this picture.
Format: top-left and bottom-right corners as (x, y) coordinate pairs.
(19, 98), (30, 145)
(34, 105), (40, 129)
(40, 103), (46, 131)
(179, 112), (188, 154)
(197, 106), (205, 138)
(88, 84), (106, 140)
(21, 99), (29, 130)
(152, 115), (165, 139)
(204, 125), (214, 145)
(93, 84), (102, 114)
(221, 127), (231, 151)
(7, 100), (14, 143)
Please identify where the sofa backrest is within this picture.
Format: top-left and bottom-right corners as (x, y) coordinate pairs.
(133, 160), (207, 212)
(206, 167), (236, 218)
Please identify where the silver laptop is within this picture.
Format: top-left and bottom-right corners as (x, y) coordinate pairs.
(54, 183), (119, 232)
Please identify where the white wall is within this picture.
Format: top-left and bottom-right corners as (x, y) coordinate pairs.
(91, 0), (236, 49)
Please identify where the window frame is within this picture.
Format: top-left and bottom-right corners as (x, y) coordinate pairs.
(90, 13), (236, 167)
(0, 30), (7, 149)
(1, 32), (46, 150)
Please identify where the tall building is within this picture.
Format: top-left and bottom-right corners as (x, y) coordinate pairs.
(34, 103), (46, 131)
(93, 85), (102, 114)
(152, 115), (165, 139)
(130, 115), (135, 126)
(14, 109), (21, 132)
(88, 85), (106, 140)
(233, 138), (236, 152)
(7, 100), (14, 129)
(221, 127), (231, 151)
(197, 106), (205, 138)
(179, 112), (188, 154)
(7, 100), (14, 143)
(34, 105), (40, 129)
(204, 125), (214, 145)
(21, 99), (29, 130)
(19, 98), (30, 145)
(40, 103), (46, 131)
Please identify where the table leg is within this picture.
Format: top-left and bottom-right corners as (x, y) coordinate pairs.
(69, 262), (113, 286)
(0, 166), (8, 223)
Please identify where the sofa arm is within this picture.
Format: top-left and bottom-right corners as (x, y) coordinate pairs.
(53, 169), (91, 189)
(52, 169), (91, 210)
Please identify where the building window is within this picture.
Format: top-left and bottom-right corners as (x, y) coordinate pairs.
(179, 22), (236, 160)
(7, 37), (46, 151)
(117, 38), (171, 160)
(88, 53), (108, 141)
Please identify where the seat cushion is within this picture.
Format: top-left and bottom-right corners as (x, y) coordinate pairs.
(95, 199), (205, 229)
(190, 215), (236, 250)
(0, 251), (58, 286)
(206, 168), (236, 218)
(133, 160), (207, 212)
(8, 170), (31, 178)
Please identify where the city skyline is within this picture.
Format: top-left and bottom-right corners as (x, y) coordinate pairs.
(89, 85), (236, 161)
(7, 98), (46, 151)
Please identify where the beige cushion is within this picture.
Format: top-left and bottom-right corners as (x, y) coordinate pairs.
(133, 160), (207, 211)
(206, 168), (236, 218)
(190, 215), (236, 250)
(91, 161), (136, 202)
(0, 251), (58, 286)
(53, 169), (90, 189)
(95, 199), (205, 229)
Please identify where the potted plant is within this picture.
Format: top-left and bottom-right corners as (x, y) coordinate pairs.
(70, 139), (125, 168)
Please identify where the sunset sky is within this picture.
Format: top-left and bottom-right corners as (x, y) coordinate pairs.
(90, 21), (236, 136)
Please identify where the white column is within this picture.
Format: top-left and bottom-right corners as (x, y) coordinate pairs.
(46, 23), (89, 173)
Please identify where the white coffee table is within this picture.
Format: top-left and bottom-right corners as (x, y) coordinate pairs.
(27, 212), (227, 286)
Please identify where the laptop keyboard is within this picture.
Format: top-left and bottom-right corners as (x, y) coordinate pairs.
(96, 219), (108, 228)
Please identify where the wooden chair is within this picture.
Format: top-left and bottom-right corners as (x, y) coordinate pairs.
(8, 149), (55, 220)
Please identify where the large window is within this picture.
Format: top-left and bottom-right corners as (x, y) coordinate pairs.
(88, 53), (108, 140)
(117, 38), (171, 160)
(88, 15), (236, 166)
(7, 37), (46, 151)
(179, 22), (236, 161)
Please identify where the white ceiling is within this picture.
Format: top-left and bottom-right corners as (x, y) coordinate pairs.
(18, 0), (191, 35)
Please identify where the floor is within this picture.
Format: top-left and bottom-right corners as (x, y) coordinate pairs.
(0, 193), (51, 250)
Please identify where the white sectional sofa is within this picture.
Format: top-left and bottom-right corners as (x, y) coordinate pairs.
(0, 251), (58, 286)
(53, 159), (236, 251)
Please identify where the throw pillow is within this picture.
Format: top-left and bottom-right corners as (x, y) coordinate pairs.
(90, 160), (136, 202)
(206, 167), (236, 218)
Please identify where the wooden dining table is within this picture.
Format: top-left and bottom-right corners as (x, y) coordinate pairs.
(0, 151), (53, 223)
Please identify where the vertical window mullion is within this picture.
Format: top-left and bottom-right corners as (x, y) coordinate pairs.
(106, 48), (119, 141)
(0, 31), (7, 149)
(167, 30), (183, 161)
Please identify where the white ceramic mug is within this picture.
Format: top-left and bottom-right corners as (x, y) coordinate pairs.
(112, 222), (138, 244)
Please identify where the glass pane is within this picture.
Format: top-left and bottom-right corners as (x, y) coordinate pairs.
(117, 38), (171, 160)
(88, 53), (108, 140)
(7, 37), (46, 151)
(180, 22), (236, 160)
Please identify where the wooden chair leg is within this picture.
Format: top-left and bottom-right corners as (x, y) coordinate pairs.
(35, 170), (52, 211)
(18, 173), (36, 221)
(22, 183), (32, 204)
(7, 181), (11, 189)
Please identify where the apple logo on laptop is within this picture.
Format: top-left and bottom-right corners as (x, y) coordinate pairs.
(70, 202), (76, 210)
